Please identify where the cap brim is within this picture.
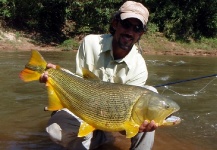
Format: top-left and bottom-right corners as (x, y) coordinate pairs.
(120, 13), (145, 25)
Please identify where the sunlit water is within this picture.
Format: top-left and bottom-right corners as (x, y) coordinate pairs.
(0, 51), (216, 150)
(145, 55), (217, 150)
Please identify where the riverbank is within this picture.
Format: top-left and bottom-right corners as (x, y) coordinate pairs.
(0, 30), (217, 56)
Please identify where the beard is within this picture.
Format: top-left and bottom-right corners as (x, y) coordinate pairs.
(117, 34), (135, 51)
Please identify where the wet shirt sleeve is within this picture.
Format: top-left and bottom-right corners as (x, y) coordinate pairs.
(75, 35), (100, 76)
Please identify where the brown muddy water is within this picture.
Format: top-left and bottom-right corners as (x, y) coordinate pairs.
(0, 51), (216, 150)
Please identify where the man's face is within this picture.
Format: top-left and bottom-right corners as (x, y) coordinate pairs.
(113, 18), (144, 51)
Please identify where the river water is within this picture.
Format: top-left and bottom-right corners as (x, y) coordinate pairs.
(0, 51), (216, 150)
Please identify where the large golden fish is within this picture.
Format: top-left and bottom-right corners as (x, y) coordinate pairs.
(19, 50), (180, 138)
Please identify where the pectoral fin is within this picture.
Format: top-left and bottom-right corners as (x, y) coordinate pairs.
(45, 80), (64, 111)
(123, 121), (140, 138)
(78, 122), (96, 137)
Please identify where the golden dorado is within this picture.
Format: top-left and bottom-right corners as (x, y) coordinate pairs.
(19, 50), (181, 138)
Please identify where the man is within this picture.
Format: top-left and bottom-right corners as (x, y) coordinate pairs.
(41, 1), (158, 149)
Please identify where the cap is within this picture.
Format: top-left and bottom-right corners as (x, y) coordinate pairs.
(119, 1), (149, 25)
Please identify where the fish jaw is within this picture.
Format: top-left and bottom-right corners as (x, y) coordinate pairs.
(156, 99), (181, 126)
(163, 115), (181, 126)
(132, 91), (181, 126)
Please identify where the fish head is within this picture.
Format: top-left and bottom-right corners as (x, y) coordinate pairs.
(132, 91), (181, 126)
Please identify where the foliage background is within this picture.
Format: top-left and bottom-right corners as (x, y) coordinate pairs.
(0, 0), (216, 43)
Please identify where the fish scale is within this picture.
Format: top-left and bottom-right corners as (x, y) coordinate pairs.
(19, 50), (181, 138)
(48, 68), (140, 127)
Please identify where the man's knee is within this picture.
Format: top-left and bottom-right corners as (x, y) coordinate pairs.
(46, 109), (82, 147)
(46, 123), (62, 144)
(45, 109), (107, 149)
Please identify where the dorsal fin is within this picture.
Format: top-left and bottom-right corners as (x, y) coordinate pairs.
(55, 65), (61, 70)
(82, 68), (100, 81)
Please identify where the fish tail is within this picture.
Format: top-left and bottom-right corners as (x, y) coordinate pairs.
(19, 50), (47, 82)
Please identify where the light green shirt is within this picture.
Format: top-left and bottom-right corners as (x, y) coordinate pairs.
(76, 34), (148, 86)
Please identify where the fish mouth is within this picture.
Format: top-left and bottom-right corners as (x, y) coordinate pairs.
(163, 112), (181, 126)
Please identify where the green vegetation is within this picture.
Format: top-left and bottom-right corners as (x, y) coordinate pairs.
(58, 39), (80, 51)
(142, 34), (217, 53)
(178, 38), (217, 51)
(0, 0), (216, 51)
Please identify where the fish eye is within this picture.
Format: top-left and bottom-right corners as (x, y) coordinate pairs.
(165, 104), (170, 109)
(162, 101), (170, 109)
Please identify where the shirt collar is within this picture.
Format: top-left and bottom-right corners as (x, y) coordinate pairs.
(118, 45), (138, 70)
(100, 34), (139, 70)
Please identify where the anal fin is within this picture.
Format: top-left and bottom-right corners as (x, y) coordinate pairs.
(78, 122), (96, 137)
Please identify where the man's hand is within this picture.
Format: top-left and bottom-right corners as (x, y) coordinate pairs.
(39, 63), (56, 83)
(139, 120), (158, 132)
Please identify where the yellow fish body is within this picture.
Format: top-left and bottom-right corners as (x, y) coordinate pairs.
(19, 50), (180, 138)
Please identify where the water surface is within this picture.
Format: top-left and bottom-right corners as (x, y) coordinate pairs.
(145, 55), (217, 150)
(0, 51), (216, 149)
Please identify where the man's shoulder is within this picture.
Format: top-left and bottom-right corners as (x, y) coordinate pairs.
(80, 34), (112, 55)
(84, 34), (112, 42)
